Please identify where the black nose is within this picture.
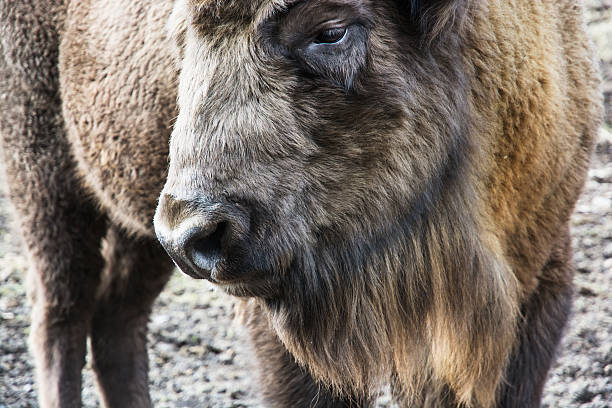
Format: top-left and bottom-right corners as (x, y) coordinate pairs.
(154, 195), (249, 281)
(188, 220), (228, 272)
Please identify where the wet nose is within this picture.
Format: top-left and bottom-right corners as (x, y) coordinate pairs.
(154, 194), (249, 281)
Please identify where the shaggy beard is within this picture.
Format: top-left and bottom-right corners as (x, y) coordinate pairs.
(255, 188), (520, 407)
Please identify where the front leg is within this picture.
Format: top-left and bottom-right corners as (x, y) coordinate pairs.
(90, 226), (174, 408)
(0, 2), (108, 405)
(497, 228), (574, 408)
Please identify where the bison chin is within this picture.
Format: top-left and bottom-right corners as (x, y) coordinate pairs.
(245, 186), (520, 408)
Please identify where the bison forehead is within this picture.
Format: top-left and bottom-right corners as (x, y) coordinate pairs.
(188, 0), (284, 30)
(188, 0), (369, 36)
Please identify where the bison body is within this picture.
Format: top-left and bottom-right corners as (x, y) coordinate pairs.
(0, 1), (177, 407)
(0, 0), (601, 407)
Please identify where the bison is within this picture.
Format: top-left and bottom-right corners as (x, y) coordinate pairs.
(0, 0), (602, 407)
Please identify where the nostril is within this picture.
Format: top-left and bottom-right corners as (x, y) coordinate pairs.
(155, 195), (250, 281)
(189, 221), (229, 272)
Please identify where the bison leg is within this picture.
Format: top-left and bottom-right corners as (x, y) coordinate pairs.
(89, 225), (173, 408)
(24, 205), (107, 408)
(24, 199), (107, 408)
(0, 2), (108, 407)
(20, 192), (106, 408)
(497, 229), (574, 408)
(244, 302), (372, 408)
(0, 87), (107, 406)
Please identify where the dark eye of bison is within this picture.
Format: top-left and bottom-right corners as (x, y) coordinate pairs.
(265, 8), (369, 91)
(313, 27), (347, 44)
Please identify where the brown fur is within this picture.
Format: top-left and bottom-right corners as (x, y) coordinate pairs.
(0, 1), (175, 407)
(0, 0), (601, 408)
(155, 1), (601, 407)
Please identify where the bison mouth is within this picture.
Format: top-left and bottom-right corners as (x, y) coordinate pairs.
(214, 277), (281, 298)
(166, 240), (281, 298)
(154, 190), (304, 299)
(166, 230), (287, 299)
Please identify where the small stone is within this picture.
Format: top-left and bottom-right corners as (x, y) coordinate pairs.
(602, 242), (612, 258)
(563, 364), (581, 378)
(590, 167), (612, 183)
(583, 237), (597, 248)
(230, 390), (245, 400)
(574, 387), (596, 404)
(219, 349), (236, 365)
(591, 196), (611, 213)
(172, 382), (183, 393)
(206, 344), (223, 354)
(578, 286), (597, 297)
(187, 345), (206, 357)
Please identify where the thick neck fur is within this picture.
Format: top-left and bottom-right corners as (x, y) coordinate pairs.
(258, 122), (520, 407)
(260, 194), (519, 408)
(244, 8), (521, 405)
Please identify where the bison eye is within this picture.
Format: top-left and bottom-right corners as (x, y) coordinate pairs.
(269, 11), (369, 91)
(314, 27), (347, 44)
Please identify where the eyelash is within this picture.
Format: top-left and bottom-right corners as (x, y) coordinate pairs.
(313, 26), (348, 45)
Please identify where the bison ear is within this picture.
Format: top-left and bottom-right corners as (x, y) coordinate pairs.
(400, 0), (472, 41)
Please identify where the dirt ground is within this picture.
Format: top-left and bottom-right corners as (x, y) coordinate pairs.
(1, 2), (611, 408)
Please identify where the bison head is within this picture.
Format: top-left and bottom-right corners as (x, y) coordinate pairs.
(154, 0), (520, 405)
